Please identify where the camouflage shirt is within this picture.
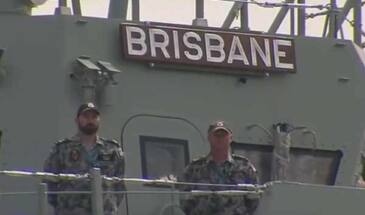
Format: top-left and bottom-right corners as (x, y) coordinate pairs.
(179, 154), (258, 215)
(43, 135), (125, 215)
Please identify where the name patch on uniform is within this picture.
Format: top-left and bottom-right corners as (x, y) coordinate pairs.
(98, 153), (113, 161)
(69, 149), (80, 162)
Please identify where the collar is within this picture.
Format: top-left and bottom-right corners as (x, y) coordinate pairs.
(70, 134), (104, 146)
(206, 151), (234, 164)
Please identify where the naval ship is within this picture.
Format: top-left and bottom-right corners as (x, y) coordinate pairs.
(0, 0), (365, 214)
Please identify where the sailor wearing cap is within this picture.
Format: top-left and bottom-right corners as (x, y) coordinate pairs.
(179, 121), (258, 215)
(43, 102), (125, 215)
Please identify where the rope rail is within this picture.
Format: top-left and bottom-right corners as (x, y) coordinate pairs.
(0, 170), (268, 193)
(219, 0), (331, 10)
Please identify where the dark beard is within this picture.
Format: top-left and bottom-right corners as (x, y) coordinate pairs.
(79, 124), (98, 135)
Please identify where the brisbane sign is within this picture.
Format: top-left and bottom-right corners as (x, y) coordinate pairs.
(120, 22), (296, 73)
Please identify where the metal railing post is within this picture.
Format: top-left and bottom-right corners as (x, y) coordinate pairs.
(196, 0), (204, 19)
(55, 0), (72, 15)
(222, 2), (243, 28)
(353, 0), (362, 45)
(297, 0), (306, 36)
(91, 168), (104, 215)
(193, 0), (208, 26)
(37, 183), (48, 215)
(268, 0), (295, 34)
(328, 0), (338, 38)
(290, 6), (295, 35)
(59, 0), (67, 7)
(71, 0), (82, 15)
(335, 0), (354, 35)
(132, 0), (140, 21)
(108, 0), (129, 19)
(240, 2), (249, 31)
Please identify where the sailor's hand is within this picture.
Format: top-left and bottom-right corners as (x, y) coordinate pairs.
(357, 178), (365, 187)
(159, 174), (177, 182)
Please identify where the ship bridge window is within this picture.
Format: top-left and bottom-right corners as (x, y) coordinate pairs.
(232, 142), (272, 183)
(140, 136), (189, 179)
(232, 142), (343, 185)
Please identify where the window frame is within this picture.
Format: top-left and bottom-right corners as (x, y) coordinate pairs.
(139, 135), (190, 179)
(232, 141), (343, 185)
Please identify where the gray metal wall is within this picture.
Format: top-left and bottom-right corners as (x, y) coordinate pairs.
(0, 15), (364, 215)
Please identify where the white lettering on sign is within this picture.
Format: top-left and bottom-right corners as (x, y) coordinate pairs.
(125, 26), (147, 56)
(183, 31), (203, 61)
(172, 30), (180, 59)
(250, 37), (272, 67)
(273, 39), (294, 69)
(205, 33), (225, 63)
(228, 35), (250, 65)
(149, 28), (170, 58)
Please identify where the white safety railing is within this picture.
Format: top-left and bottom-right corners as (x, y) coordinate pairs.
(0, 169), (267, 215)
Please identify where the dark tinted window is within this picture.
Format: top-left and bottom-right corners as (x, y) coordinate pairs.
(231, 142), (272, 183)
(140, 136), (189, 179)
(232, 142), (342, 185)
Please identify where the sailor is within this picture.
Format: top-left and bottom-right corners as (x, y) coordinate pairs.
(179, 121), (259, 215)
(43, 102), (125, 215)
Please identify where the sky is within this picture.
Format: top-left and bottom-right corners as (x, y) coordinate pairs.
(31, 0), (364, 44)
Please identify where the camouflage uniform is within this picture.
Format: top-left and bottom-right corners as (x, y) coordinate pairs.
(43, 135), (125, 215)
(179, 154), (258, 215)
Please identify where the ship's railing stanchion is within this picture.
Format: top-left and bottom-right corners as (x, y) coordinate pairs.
(353, 0), (362, 45)
(55, 0), (72, 15)
(90, 168), (104, 215)
(328, 0), (338, 38)
(240, 2), (249, 31)
(297, 0), (306, 36)
(193, 0), (208, 26)
(132, 0), (140, 21)
(0, 170), (268, 215)
(37, 183), (48, 215)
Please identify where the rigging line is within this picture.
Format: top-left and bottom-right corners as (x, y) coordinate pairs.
(306, 10), (330, 19)
(218, 0), (330, 10)
(305, 4), (344, 19)
(305, 7), (342, 19)
(0, 170), (268, 191)
(344, 17), (365, 37)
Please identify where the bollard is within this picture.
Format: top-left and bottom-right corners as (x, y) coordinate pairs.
(90, 168), (104, 215)
(37, 183), (48, 215)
